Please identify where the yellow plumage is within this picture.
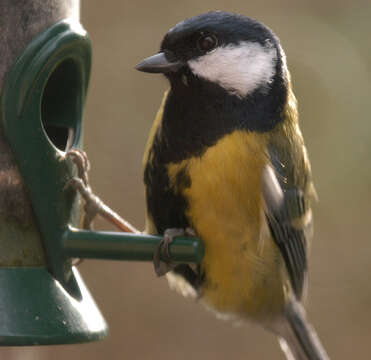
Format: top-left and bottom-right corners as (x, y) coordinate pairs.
(144, 87), (305, 320)
(167, 130), (285, 318)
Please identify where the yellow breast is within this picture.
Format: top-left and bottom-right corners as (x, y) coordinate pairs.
(168, 130), (286, 319)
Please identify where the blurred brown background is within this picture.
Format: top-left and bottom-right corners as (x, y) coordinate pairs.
(2, 0), (371, 359)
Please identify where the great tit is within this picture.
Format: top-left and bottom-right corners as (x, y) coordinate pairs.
(136, 11), (329, 360)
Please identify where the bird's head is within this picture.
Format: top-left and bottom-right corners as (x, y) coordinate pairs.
(136, 11), (288, 99)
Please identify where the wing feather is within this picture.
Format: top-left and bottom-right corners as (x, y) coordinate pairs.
(262, 153), (313, 299)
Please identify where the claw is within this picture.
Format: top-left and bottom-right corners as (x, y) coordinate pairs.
(153, 228), (195, 277)
(153, 241), (175, 277)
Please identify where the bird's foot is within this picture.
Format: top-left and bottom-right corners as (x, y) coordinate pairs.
(64, 149), (138, 233)
(153, 227), (196, 277)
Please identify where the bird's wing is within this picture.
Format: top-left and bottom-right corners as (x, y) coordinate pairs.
(262, 143), (315, 299)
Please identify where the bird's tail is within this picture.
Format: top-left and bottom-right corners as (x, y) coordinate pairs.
(274, 300), (330, 360)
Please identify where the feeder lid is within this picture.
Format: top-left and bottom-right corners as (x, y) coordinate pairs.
(0, 267), (108, 345)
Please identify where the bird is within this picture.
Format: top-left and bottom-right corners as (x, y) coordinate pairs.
(136, 11), (329, 360)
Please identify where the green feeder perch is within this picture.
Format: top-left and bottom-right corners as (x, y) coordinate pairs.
(0, 1), (203, 346)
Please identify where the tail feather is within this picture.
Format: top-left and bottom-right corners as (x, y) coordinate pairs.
(275, 300), (330, 360)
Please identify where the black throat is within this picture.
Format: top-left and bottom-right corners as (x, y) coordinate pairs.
(159, 64), (288, 164)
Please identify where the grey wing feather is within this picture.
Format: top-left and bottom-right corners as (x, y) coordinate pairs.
(262, 146), (314, 299)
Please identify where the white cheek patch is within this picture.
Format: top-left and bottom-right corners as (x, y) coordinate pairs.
(188, 42), (277, 98)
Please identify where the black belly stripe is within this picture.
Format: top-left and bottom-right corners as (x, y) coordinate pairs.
(144, 69), (288, 291)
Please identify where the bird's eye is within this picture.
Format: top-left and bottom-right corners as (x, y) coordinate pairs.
(197, 34), (218, 52)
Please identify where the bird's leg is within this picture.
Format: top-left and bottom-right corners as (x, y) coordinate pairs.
(154, 227), (196, 276)
(65, 149), (139, 233)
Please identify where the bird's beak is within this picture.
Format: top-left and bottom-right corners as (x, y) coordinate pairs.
(135, 52), (184, 73)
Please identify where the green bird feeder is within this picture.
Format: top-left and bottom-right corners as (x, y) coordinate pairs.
(0, 0), (203, 346)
